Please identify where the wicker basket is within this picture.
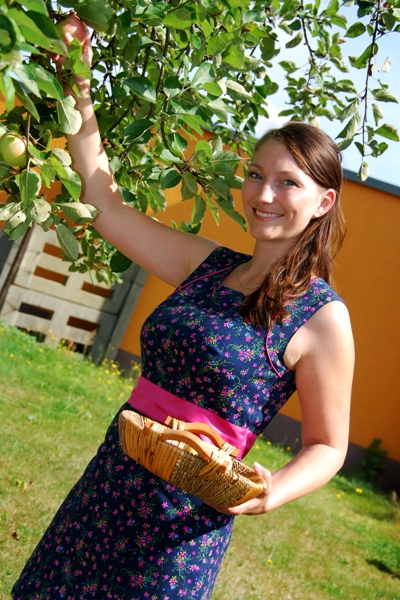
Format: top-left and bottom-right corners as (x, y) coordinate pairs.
(118, 410), (266, 508)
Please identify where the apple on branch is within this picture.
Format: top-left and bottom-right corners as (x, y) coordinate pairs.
(0, 133), (27, 167)
(56, 12), (87, 45)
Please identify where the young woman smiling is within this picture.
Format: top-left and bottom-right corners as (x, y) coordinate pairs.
(12, 27), (354, 600)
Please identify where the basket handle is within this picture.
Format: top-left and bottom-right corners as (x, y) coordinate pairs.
(164, 416), (240, 457)
(144, 422), (231, 474)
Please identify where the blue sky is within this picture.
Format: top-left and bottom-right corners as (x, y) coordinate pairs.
(255, 9), (400, 188)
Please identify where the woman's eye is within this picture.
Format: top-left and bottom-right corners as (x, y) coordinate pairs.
(248, 171), (262, 180)
(283, 179), (297, 187)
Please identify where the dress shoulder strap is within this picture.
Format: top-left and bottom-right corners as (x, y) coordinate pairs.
(266, 278), (345, 378)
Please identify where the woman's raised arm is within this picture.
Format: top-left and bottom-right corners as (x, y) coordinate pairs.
(64, 32), (219, 287)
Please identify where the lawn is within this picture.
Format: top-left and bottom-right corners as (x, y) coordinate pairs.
(0, 324), (399, 599)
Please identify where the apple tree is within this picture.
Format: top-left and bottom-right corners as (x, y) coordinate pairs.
(0, 0), (398, 283)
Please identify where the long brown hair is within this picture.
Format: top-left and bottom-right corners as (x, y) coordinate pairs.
(240, 122), (346, 329)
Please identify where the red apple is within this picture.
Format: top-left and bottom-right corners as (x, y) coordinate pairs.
(56, 13), (87, 45)
(0, 133), (27, 167)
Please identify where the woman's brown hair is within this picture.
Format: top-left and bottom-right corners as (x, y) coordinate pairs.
(240, 121), (346, 329)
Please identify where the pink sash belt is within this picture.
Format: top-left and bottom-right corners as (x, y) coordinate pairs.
(127, 376), (257, 459)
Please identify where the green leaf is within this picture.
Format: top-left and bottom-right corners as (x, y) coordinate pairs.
(40, 162), (55, 188)
(110, 250), (132, 273)
(358, 161), (369, 181)
(195, 140), (213, 159)
(371, 89), (398, 103)
(164, 76), (181, 99)
(13, 64), (41, 98)
(336, 112), (361, 139)
(181, 172), (198, 200)
(285, 32), (303, 48)
(8, 219), (31, 240)
(125, 77), (157, 103)
(279, 60), (297, 73)
(24, 63), (63, 101)
(330, 14), (347, 29)
(124, 119), (153, 143)
(349, 43), (378, 69)
(209, 178), (233, 202)
(191, 195), (206, 224)
(210, 150), (240, 164)
(55, 223), (79, 260)
(215, 198), (247, 231)
(168, 132), (188, 156)
(52, 148), (71, 166)
(191, 63), (214, 88)
(8, 9), (68, 56)
(57, 96), (82, 135)
(51, 157), (81, 200)
(33, 198), (51, 222)
(59, 202), (96, 225)
(225, 80), (251, 99)
(0, 201), (21, 221)
(77, 1), (114, 33)
(163, 6), (196, 30)
(180, 114), (204, 136)
(17, 170), (41, 206)
(375, 124), (400, 141)
(223, 41), (245, 69)
(160, 168), (182, 189)
(14, 0), (48, 16)
(372, 103), (384, 127)
(336, 98), (360, 121)
(0, 71), (15, 112)
(203, 82), (223, 97)
(13, 80), (40, 121)
(345, 21), (366, 37)
(159, 149), (183, 163)
(0, 15), (17, 54)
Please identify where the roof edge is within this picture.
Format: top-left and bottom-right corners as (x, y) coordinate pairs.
(343, 168), (400, 198)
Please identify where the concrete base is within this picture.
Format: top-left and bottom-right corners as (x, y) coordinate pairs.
(264, 413), (400, 493)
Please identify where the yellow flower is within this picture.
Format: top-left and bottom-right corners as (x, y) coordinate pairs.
(255, 445), (260, 449)
(286, 446), (291, 451)
(267, 559), (273, 564)
(9, 353), (14, 358)
(267, 441), (271, 446)
(355, 488), (363, 494)
(336, 493), (341, 499)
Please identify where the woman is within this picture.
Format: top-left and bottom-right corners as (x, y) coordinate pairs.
(12, 31), (354, 599)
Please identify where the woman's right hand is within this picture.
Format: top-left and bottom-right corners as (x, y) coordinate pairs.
(52, 22), (92, 99)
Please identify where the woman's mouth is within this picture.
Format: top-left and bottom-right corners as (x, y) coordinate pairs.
(254, 209), (283, 219)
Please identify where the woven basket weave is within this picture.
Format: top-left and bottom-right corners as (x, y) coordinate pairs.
(118, 410), (266, 508)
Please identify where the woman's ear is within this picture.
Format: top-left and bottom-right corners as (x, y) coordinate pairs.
(313, 189), (336, 218)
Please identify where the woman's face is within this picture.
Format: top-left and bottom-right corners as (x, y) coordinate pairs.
(241, 140), (335, 247)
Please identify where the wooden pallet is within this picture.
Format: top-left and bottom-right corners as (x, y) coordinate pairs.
(0, 226), (147, 360)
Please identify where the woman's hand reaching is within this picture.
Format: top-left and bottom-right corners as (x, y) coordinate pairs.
(51, 18), (92, 99)
(206, 462), (272, 516)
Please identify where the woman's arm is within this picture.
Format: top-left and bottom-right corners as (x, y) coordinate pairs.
(63, 33), (219, 287)
(218, 300), (354, 515)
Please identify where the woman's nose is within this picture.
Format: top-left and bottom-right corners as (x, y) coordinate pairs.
(258, 182), (275, 203)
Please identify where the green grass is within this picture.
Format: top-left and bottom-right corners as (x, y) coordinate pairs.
(0, 324), (399, 599)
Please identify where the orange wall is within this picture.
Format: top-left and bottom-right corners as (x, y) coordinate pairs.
(120, 179), (400, 462)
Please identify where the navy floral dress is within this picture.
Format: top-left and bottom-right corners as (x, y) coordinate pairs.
(12, 247), (343, 600)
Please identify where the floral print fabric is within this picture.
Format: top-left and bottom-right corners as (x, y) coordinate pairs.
(12, 246), (342, 599)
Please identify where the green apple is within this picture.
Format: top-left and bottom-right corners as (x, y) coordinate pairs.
(0, 133), (27, 167)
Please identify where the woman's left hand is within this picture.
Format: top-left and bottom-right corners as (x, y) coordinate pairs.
(205, 462), (272, 515)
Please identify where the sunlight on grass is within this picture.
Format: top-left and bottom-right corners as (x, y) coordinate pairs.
(0, 323), (399, 599)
